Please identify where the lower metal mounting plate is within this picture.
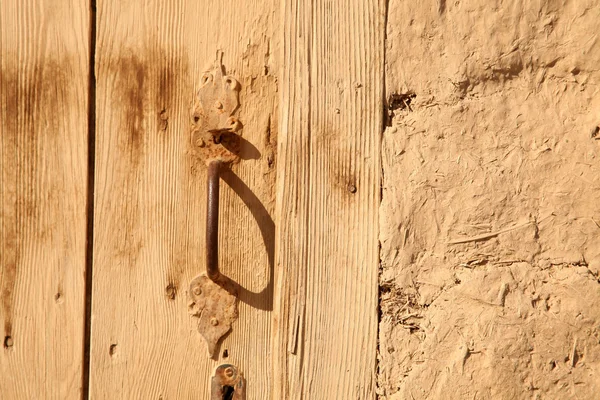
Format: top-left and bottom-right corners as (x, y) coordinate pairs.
(188, 273), (238, 357)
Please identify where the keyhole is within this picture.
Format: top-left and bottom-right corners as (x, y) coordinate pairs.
(222, 385), (235, 400)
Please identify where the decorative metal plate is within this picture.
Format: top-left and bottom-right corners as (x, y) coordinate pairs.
(188, 273), (238, 357)
(191, 52), (243, 164)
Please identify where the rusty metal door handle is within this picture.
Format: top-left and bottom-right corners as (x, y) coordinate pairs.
(206, 160), (222, 282)
(187, 160), (239, 357)
(187, 54), (242, 358)
(206, 159), (223, 282)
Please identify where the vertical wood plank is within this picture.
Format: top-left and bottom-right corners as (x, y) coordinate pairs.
(272, 0), (385, 398)
(90, 0), (278, 398)
(0, 1), (90, 398)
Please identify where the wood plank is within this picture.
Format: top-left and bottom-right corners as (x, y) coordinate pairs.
(0, 1), (90, 398)
(90, 0), (278, 398)
(272, 0), (384, 398)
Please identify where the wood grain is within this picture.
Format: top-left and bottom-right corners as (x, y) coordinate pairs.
(272, 0), (385, 398)
(90, 0), (278, 398)
(0, 1), (90, 398)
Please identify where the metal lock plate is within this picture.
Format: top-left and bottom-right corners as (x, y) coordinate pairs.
(191, 52), (243, 164)
(211, 364), (245, 400)
(188, 274), (238, 357)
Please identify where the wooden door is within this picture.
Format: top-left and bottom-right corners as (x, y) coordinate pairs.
(89, 0), (278, 398)
(0, 0), (384, 398)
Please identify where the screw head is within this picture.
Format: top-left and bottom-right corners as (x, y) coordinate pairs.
(210, 317), (219, 326)
(224, 367), (234, 378)
(193, 286), (202, 296)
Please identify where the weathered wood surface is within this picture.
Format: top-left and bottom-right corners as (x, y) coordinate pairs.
(90, 0), (278, 398)
(0, 1), (90, 398)
(272, 0), (385, 398)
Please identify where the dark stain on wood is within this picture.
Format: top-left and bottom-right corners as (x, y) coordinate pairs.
(111, 46), (186, 164)
(311, 122), (362, 200)
(113, 54), (146, 167)
(1, 55), (73, 339)
(104, 45), (188, 267)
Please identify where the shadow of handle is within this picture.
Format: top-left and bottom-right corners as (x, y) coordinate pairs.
(220, 169), (275, 311)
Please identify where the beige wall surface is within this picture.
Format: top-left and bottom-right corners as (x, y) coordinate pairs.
(379, 1), (600, 399)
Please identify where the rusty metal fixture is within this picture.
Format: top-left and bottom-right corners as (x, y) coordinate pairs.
(206, 160), (222, 281)
(188, 160), (240, 358)
(188, 274), (237, 357)
(191, 52), (243, 164)
(188, 54), (242, 358)
(211, 364), (245, 400)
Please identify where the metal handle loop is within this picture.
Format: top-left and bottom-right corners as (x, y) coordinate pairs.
(206, 160), (222, 282)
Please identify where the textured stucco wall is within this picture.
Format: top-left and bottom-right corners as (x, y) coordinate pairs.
(379, 1), (600, 398)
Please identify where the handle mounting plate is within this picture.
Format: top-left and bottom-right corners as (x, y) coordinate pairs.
(191, 52), (243, 164)
(188, 274), (238, 357)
